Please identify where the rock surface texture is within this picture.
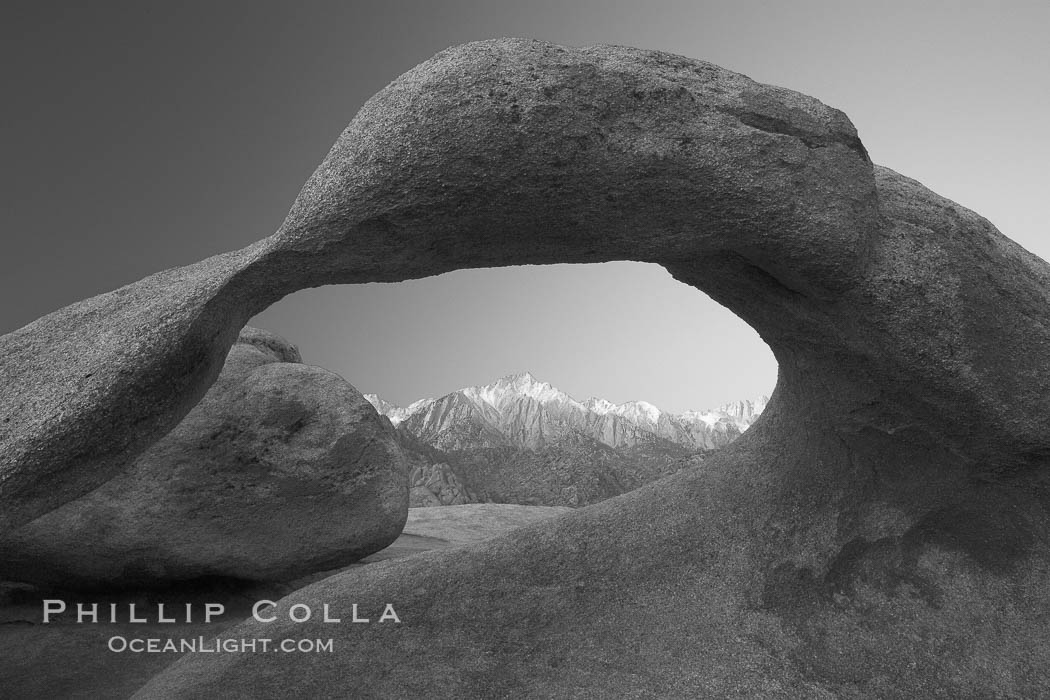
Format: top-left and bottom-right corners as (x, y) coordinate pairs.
(0, 328), (408, 587)
(0, 38), (1047, 697)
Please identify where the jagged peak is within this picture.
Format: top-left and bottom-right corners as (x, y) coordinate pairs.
(363, 393), (390, 410)
(612, 400), (663, 424)
(713, 395), (769, 418)
(584, 397), (617, 414)
(364, 392), (435, 426)
(583, 396), (664, 423)
(462, 371), (579, 409)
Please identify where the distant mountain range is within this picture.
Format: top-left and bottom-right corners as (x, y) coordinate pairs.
(366, 371), (766, 451)
(366, 372), (767, 508)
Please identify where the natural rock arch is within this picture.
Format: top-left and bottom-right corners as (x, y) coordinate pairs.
(2, 39), (1048, 696)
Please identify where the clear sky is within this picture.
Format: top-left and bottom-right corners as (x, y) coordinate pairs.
(3, 2), (1047, 413)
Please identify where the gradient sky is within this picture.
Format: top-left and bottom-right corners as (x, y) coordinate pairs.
(3, 1), (1047, 413)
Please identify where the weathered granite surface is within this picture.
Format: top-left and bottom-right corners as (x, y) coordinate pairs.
(0, 327), (408, 587)
(2, 38), (1048, 697)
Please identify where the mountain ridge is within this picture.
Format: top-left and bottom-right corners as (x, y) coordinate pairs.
(364, 371), (767, 452)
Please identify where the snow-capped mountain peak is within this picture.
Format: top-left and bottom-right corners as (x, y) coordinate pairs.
(585, 397), (618, 414)
(614, 400), (662, 425)
(363, 394), (435, 426)
(363, 393), (395, 415)
(585, 397), (663, 425)
(680, 409), (724, 427)
(715, 396), (769, 425)
(462, 371), (580, 410)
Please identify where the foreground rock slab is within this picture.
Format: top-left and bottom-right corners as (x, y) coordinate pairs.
(399, 503), (574, 544)
(0, 505), (568, 700)
(140, 442), (1050, 698)
(0, 328), (408, 587)
(2, 37), (1049, 697)
(295, 503), (575, 578)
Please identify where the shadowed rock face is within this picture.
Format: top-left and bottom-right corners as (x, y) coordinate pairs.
(1, 38), (1048, 696)
(408, 462), (475, 506)
(0, 327), (408, 587)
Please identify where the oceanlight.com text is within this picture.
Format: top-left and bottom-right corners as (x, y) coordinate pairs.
(107, 636), (334, 653)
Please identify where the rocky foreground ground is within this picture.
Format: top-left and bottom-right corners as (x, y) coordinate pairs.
(0, 505), (571, 699)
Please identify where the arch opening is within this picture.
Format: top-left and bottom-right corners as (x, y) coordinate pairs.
(250, 261), (777, 415)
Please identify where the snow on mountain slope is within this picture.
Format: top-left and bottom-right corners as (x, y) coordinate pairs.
(365, 373), (768, 452)
(363, 394), (434, 427)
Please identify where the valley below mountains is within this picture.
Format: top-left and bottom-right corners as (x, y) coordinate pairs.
(366, 372), (766, 507)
